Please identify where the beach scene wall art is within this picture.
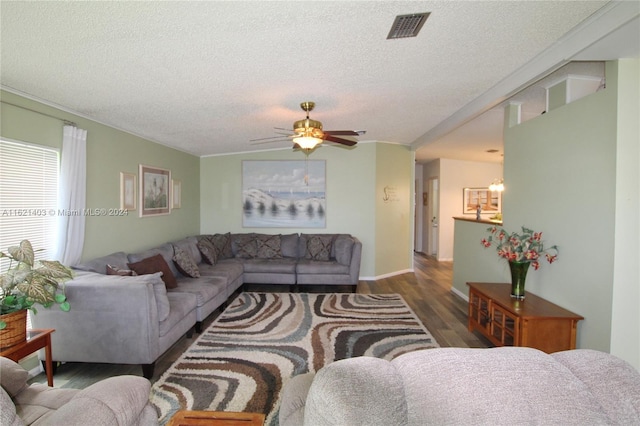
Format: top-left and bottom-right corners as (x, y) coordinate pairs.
(242, 160), (326, 228)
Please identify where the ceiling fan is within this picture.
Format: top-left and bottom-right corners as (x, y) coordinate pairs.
(251, 101), (365, 151)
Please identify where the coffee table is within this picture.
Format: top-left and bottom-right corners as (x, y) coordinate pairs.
(0, 328), (55, 386)
(167, 410), (265, 426)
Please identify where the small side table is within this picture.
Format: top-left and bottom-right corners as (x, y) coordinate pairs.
(0, 328), (55, 386)
(168, 410), (265, 426)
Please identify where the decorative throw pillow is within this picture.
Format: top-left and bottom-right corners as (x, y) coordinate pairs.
(208, 233), (233, 259)
(172, 247), (201, 278)
(106, 264), (137, 276)
(256, 234), (283, 259)
(128, 254), (178, 289)
(306, 235), (333, 261)
(234, 234), (258, 259)
(197, 238), (218, 265)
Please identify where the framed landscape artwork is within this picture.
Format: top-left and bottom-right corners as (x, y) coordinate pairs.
(139, 164), (171, 217)
(463, 187), (501, 214)
(242, 160), (326, 228)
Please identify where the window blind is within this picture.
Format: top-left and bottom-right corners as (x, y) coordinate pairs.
(0, 139), (59, 272)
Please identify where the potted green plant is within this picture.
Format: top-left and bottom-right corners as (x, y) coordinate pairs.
(0, 240), (73, 347)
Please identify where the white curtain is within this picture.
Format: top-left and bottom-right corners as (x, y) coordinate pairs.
(55, 125), (87, 266)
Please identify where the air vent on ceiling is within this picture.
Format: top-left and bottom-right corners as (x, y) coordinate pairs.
(387, 12), (430, 39)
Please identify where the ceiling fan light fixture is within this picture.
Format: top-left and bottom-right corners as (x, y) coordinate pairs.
(293, 136), (323, 150)
(489, 178), (504, 192)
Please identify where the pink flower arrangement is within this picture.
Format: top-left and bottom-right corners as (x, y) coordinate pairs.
(481, 226), (558, 270)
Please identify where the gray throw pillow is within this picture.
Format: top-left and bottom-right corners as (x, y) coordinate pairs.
(234, 234), (258, 259)
(306, 235), (333, 261)
(197, 238), (217, 265)
(208, 233), (233, 259)
(172, 247), (200, 278)
(256, 234), (283, 259)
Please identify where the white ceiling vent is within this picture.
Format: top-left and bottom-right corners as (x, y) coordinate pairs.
(387, 12), (430, 39)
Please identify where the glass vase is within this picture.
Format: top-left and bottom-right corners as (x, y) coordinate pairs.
(509, 261), (530, 300)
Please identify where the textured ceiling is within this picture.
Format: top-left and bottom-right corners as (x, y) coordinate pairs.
(1, 1), (636, 162)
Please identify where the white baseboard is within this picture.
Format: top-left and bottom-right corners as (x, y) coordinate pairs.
(360, 268), (414, 281)
(451, 286), (469, 302)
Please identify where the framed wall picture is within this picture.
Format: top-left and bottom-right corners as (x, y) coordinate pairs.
(139, 164), (171, 217)
(242, 160), (326, 228)
(463, 187), (501, 214)
(120, 172), (136, 210)
(172, 180), (182, 209)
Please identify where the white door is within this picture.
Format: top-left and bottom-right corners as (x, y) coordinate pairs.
(427, 178), (439, 257)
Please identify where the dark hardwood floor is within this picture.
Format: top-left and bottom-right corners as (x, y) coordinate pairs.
(28, 252), (490, 389)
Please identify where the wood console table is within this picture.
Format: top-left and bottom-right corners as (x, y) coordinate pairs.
(168, 410), (265, 426)
(467, 283), (583, 353)
(0, 328), (55, 386)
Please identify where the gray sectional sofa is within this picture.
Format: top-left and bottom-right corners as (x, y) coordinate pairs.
(31, 233), (361, 378)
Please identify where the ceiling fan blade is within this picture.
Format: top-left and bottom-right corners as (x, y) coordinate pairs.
(324, 130), (366, 136)
(322, 134), (357, 146)
(250, 135), (292, 142)
(250, 138), (292, 145)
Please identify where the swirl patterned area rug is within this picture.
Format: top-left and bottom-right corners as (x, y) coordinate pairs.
(151, 292), (439, 425)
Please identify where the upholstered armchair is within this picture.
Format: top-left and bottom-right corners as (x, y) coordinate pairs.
(0, 357), (158, 426)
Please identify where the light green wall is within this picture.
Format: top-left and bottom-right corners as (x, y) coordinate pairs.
(200, 143), (413, 279)
(610, 59), (640, 367)
(452, 61), (639, 367)
(374, 143), (414, 276)
(1, 91), (200, 261)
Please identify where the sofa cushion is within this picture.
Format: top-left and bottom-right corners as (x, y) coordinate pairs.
(171, 276), (226, 306)
(128, 254), (178, 289)
(159, 292), (198, 337)
(172, 247), (200, 278)
(73, 251), (129, 274)
(552, 349), (640, 424)
(255, 234), (283, 259)
(44, 375), (153, 426)
(333, 235), (354, 266)
(243, 258), (297, 274)
(280, 233), (300, 258)
(0, 357), (29, 397)
(13, 384), (78, 425)
(304, 356), (409, 426)
(305, 235), (333, 261)
(197, 238), (218, 265)
(206, 233), (233, 260)
(393, 347), (610, 425)
(0, 386), (22, 426)
(234, 234), (258, 259)
(296, 260), (349, 275)
(199, 259), (244, 283)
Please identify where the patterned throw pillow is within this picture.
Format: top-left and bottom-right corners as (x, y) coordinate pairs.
(197, 238), (218, 265)
(106, 264), (137, 276)
(128, 254), (178, 289)
(306, 235), (333, 261)
(208, 233), (233, 260)
(256, 234), (283, 259)
(234, 234), (258, 259)
(172, 247), (201, 278)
